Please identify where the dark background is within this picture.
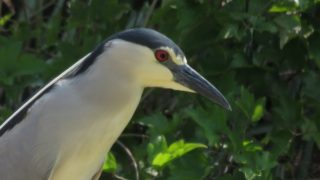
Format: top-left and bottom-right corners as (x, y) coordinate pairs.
(0, 0), (320, 179)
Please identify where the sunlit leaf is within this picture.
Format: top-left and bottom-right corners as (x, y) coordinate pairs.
(0, 14), (12, 26)
(103, 152), (117, 173)
(251, 98), (265, 122)
(152, 140), (206, 168)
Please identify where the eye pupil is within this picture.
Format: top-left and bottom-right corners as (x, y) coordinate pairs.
(155, 50), (169, 62)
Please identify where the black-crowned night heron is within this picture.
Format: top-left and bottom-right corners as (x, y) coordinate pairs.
(0, 28), (231, 180)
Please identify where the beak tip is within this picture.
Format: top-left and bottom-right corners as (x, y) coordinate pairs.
(174, 65), (232, 111)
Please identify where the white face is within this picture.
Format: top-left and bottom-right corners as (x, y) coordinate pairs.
(106, 39), (193, 92)
(100, 38), (230, 110)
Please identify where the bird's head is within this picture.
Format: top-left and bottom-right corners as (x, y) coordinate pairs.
(103, 28), (231, 110)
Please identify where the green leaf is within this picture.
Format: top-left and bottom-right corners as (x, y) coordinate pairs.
(185, 105), (227, 146)
(218, 23), (245, 41)
(251, 98), (266, 122)
(302, 118), (320, 148)
(0, 39), (22, 71)
(14, 53), (47, 76)
(273, 15), (301, 48)
(230, 53), (250, 68)
(147, 135), (168, 164)
(103, 152), (117, 173)
(166, 149), (210, 180)
(236, 87), (266, 122)
(308, 32), (320, 68)
(268, 2), (296, 13)
(302, 72), (320, 102)
(249, 16), (277, 33)
(242, 140), (263, 152)
(273, 95), (301, 128)
(215, 173), (245, 180)
(269, 130), (292, 156)
(138, 112), (170, 135)
(152, 140), (206, 168)
(0, 14), (13, 26)
(237, 151), (277, 180)
(239, 167), (260, 180)
(236, 87), (255, 119)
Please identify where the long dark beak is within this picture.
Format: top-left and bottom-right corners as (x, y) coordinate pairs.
(173, 65), (231, 111)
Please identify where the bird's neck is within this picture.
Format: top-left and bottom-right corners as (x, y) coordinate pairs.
(70, 52), (144, 148)
(49, 60), (144, 179)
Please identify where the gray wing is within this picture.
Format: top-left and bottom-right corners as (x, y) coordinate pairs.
(0, 38), (109, 136)
(0, 53), (96, 180)
(0, 38), (110, 179)
(0, 53), (94, 136)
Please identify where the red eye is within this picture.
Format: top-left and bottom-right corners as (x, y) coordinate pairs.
(155, 50), (169, 62)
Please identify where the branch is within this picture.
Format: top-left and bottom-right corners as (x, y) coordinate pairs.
(116, 141), (140, 180)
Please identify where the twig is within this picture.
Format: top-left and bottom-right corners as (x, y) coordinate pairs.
(244, 0), (249, 12)
(3, 0), (15, 14)
(51, 0), (65, 17)
(113, 174), (129, 180)
(120, 133), (149, 139)
(141, 89), (154, 101)
(21, 0), (29, 20)
(297, 140), (314, 180)
(247, 125), (272, 136)
(29, 0), (56, 23)
(142, 0), (158, 27)
(0, 1), (2, 16)
(116, 141), (140, 180)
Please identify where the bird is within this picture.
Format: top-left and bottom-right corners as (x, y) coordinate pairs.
(0, 28), (231, 180)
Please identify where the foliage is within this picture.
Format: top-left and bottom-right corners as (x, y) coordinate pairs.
(1, 0), (320, 179)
